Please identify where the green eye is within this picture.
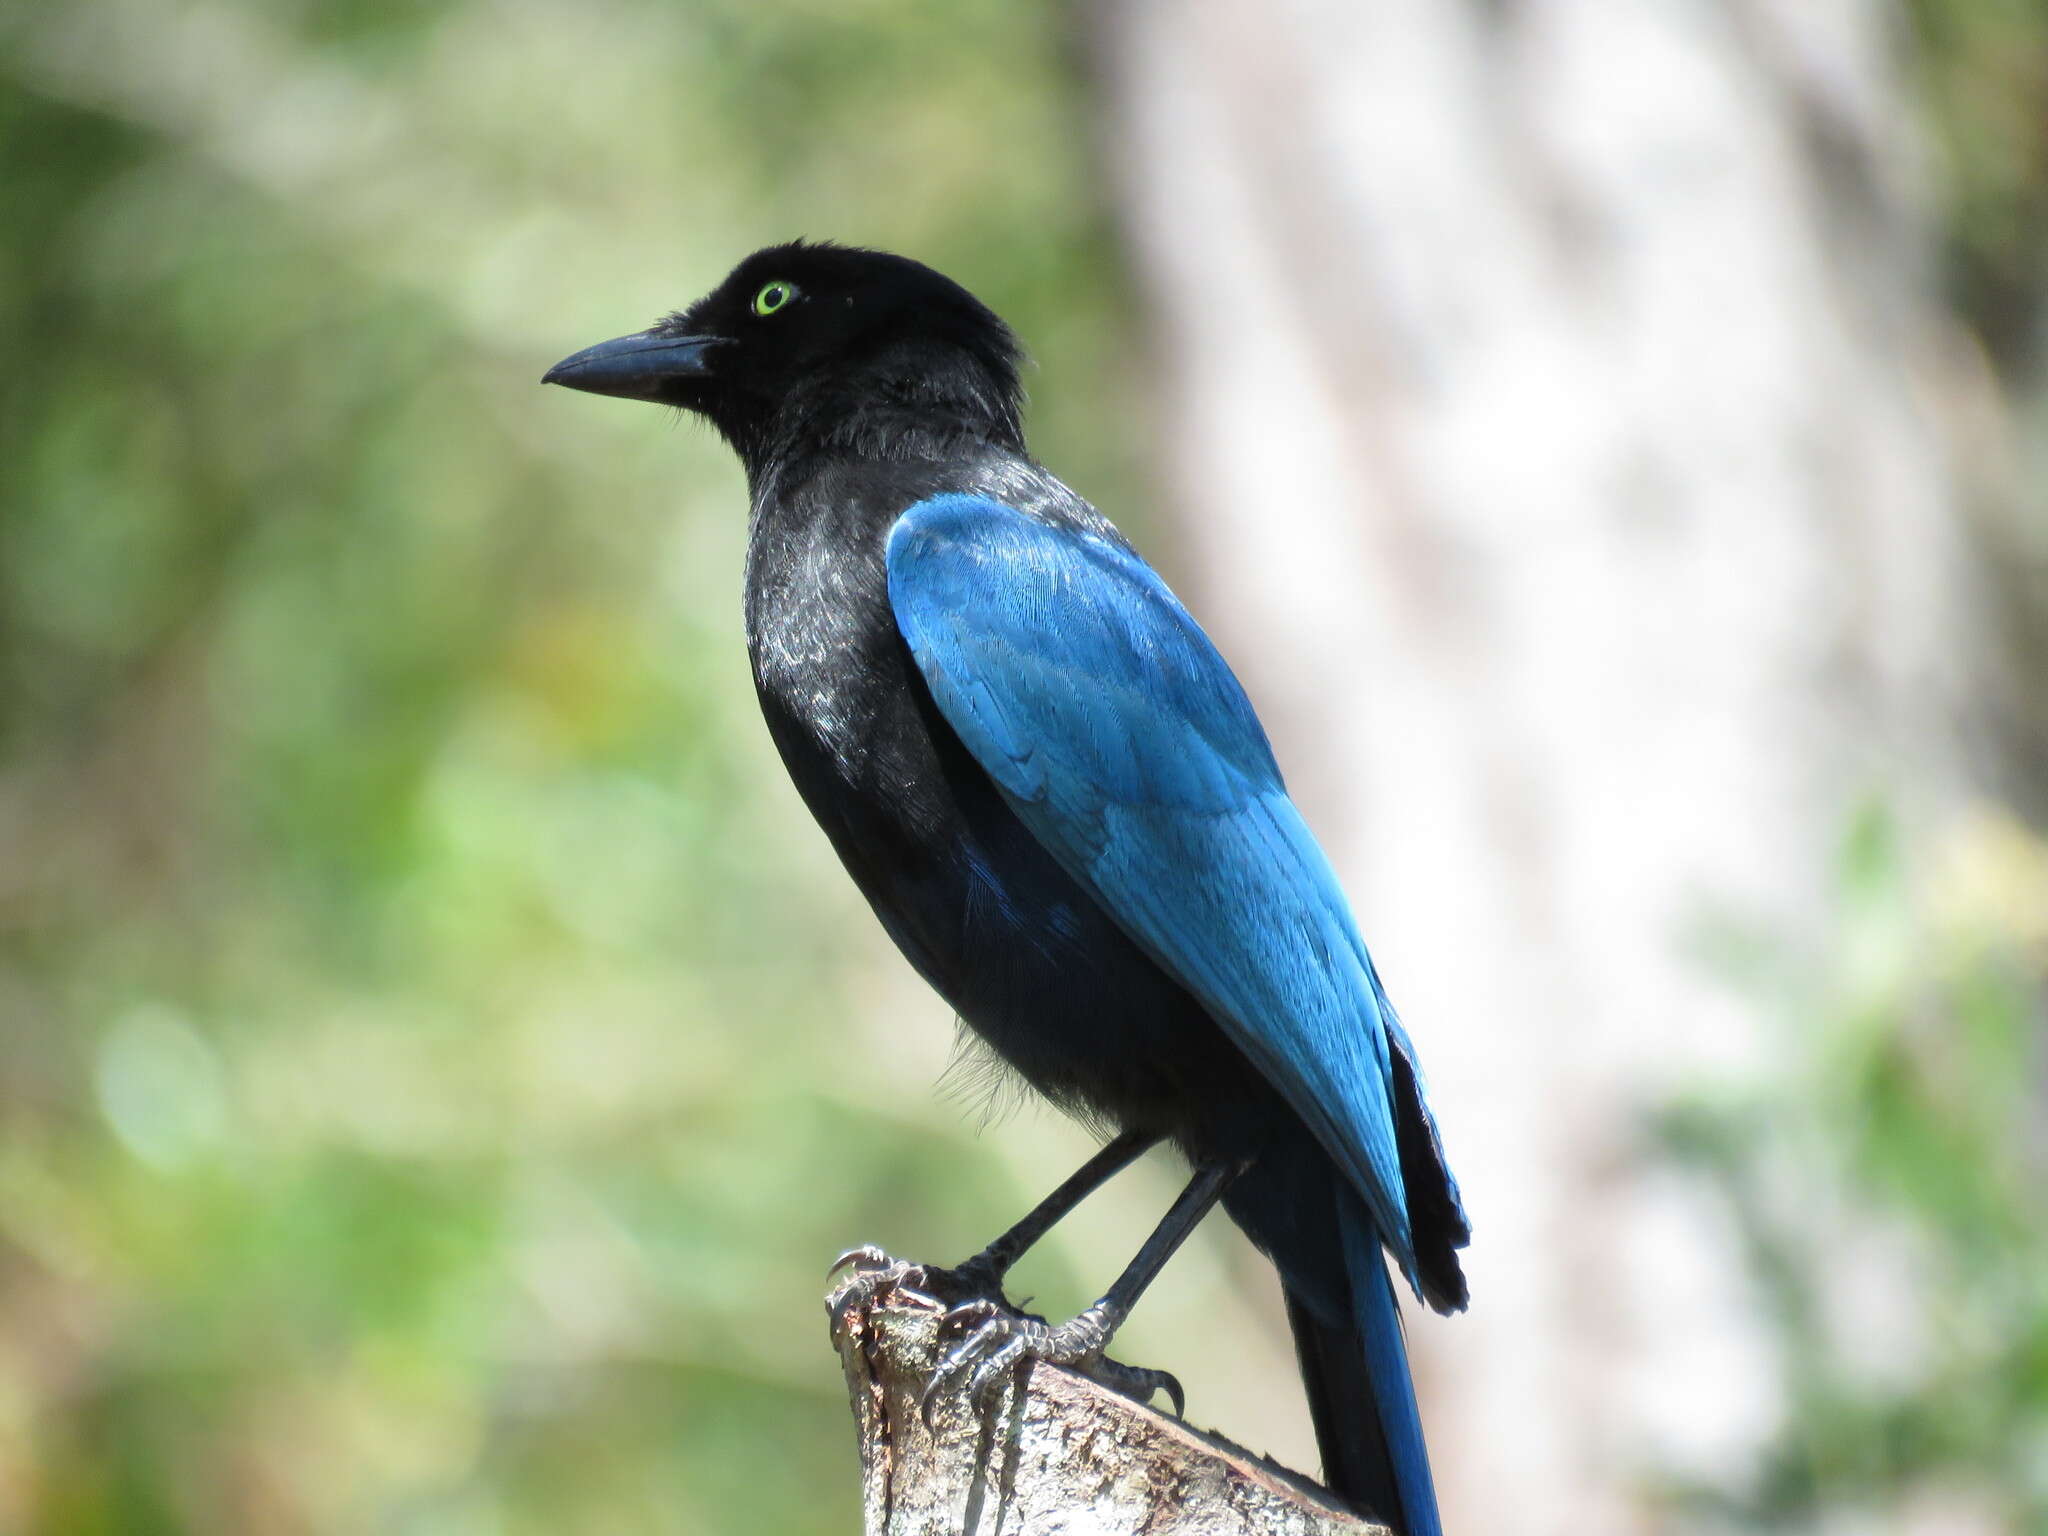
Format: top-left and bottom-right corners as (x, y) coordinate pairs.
(752, 280), (798, 316)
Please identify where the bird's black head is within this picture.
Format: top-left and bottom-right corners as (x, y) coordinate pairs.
(543, 241), (1026, 474)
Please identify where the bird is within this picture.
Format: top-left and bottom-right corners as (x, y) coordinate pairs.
(544, 241), (1469, 1536)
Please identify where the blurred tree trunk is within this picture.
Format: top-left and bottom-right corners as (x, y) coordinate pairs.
(1089, 2), (1979, 1531)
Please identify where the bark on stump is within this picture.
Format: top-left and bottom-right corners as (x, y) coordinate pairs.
(828, 1266), (1383, 1536)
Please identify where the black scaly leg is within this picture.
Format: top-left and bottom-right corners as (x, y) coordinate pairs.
(829, 1130), (1161, 1318)
(947, 1128), (1163, 1294)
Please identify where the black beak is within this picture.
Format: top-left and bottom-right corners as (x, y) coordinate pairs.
(542, 329), (725, 403)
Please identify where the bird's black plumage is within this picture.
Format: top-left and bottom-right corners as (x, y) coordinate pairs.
(546, 241), (1468, 1535)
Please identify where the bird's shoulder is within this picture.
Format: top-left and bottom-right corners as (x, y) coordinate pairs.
(746, 450), (1110, 606)
(738, 452), (1088, 768)
(885, 487), (1282, 813)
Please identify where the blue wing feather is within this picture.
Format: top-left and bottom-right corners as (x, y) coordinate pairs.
(887, 492), (1428, 1276)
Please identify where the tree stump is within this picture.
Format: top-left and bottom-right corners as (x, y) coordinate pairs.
(827, 1264), (1383, 1536)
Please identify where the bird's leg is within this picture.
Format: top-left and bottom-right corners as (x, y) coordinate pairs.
(827, 1129), (1160, 1324)
(831, 1128), (1157, 1299)
(941, 1128), (1162, 1299)
(924, 1158), (1242, 1422)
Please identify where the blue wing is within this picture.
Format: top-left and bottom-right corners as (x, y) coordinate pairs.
(886, 492), (1429, 1280)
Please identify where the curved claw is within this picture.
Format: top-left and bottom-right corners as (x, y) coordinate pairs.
(1158, 1370), (1186, 1419)
(828, 1244), (897, 1279)
(827, 1248), (937, 1332)
(1087, 1358), (1186, 1417)
(918, 1368), (952, 1432)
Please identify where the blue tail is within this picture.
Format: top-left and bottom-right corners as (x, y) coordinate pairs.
(1346, 1205), (1442, 1536)
(1284, 1194), (1443, 1536)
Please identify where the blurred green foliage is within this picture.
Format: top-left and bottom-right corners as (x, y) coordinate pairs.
(0, 1), (1148, 1530)
(1662, 805), (2048, 1529)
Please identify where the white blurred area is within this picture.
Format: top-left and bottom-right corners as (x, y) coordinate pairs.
(1092, 1), (1981, 1531)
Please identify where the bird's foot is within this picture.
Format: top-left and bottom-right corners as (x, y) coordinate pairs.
(921, 1296), (1185, 1426)
(826, 1245), (945, 1329)
(829, 1242), (1018, 1311)
(829, 1246), (1179, 1419)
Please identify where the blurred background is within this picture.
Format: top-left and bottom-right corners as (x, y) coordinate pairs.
(1, 1), (2042, 1532)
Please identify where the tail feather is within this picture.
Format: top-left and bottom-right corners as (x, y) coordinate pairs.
(1285, 1197), (1443, 1536)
